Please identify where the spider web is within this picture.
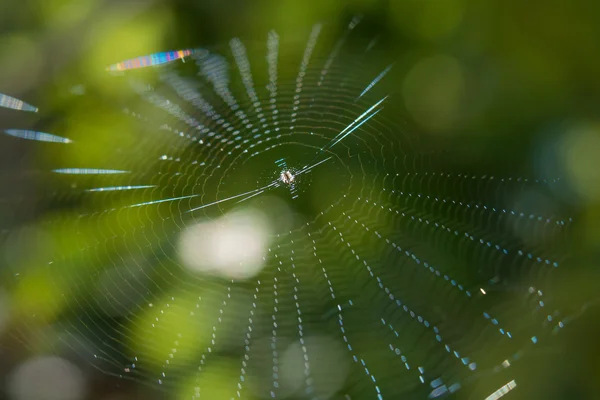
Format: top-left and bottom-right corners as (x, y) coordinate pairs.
(0, 16), (583, 400)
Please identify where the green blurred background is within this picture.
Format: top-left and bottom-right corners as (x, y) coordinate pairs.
(1, 0), (600, 399)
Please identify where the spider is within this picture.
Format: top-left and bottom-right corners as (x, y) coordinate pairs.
(280, 170), (295, 185)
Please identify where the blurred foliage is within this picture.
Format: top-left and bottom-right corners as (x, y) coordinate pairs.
(1, 0), (600, 399)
